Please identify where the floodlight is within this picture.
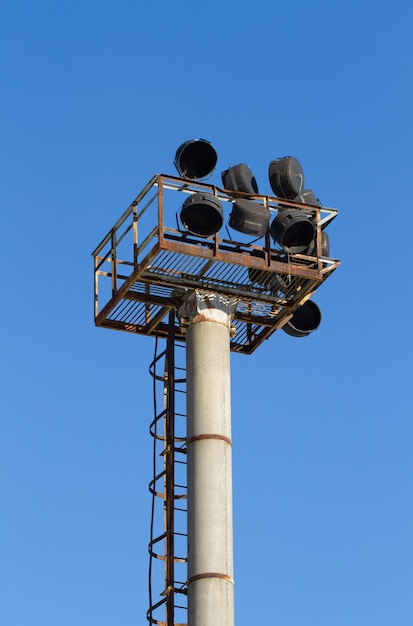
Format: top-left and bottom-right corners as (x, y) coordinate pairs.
(291, 189), (330, 257)
(180, 192), (224, 237)
(270, 209), (315, 253)
(305, 231), (330, 257)
(174, 139), (218, 179)
(268, 156), (304, 198)
(293, 189), (318, 206)
(282, 300), (321, 337)
(229, 199), (270, 237)
(221, 163), (259, 195)
(319, 231), (330, 256)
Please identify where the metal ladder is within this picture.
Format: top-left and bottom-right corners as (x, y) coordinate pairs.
(147, 312), (188, 626)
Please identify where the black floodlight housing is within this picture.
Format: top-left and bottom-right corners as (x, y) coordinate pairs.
(319, 231), (330, 256)
(180, 192), (224, 237)
(268, 156), (304, 198)
(282, 300), (321, 337)
(306, 231), (330, 257)
(292, 190), (331, 257)
(229, 199), (270, 237)
(221, 163), (259, 196)
(174, 139), (218, 179)
(293, 189), (318, 206)
(270, 209), (315, 253)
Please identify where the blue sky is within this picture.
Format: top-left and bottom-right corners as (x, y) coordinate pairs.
(1, 1), (413, 625)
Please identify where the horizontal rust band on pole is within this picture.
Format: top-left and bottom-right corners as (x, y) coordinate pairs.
(187, 434), (232, 446)
(187, 572), (235, 586)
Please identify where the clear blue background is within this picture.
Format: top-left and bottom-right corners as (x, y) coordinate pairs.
(1, 1), (412, 624)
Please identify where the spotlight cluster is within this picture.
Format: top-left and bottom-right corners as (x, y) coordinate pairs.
(173, 139), (333, 337)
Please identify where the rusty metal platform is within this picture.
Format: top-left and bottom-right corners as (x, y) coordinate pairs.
(92, 174), (340, 354)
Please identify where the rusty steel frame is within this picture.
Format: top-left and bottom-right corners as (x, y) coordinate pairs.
(92, 174), (340, 353)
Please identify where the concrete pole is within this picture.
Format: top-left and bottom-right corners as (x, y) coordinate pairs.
(178, 291), (238, 626)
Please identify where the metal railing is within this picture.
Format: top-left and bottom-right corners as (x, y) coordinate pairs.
(92, 174), (340, 353)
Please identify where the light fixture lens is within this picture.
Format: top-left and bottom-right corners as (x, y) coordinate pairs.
(282, 300), (321, 337)
(174, 139), (218, 179)
(270, 209), (315, 253)
(180, 192), (223, 237)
